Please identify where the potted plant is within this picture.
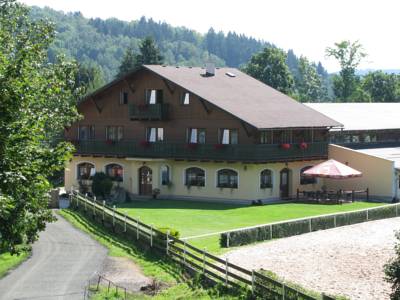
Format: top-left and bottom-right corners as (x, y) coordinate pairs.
(152, 188), (160, 199)
(280, 143), (291, 150)
(299, 142), (308, 150)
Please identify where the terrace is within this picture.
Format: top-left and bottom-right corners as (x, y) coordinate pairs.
(71, 140), (328, 162)
(128, 103), (169, 120)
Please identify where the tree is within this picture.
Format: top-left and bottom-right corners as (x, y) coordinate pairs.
(76, 62), (105, 94)
(325, 40), (367, 101)
(243, 47), (294, 94)
(91, 173), (113, 199)
(385, 231), (400, 299)
(362, 71), (400, 102)
(295, 56), (325, 102)
(135, 37), (164, 66)
(0, 0), (81, 253)
(116, 45), (137, 78)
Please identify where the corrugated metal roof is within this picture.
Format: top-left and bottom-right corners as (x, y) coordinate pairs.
(357, 147), (400, 170)
(143, 65), (341, 129)
(305, 103), (400, 131)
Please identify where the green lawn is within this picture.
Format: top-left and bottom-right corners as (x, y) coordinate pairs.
(0, 251), (29, 278)
(117, 200), (384, 253)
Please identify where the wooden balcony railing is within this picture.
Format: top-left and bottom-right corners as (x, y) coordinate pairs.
(70, 140), (328, 163)
(128, 103), (169, 120)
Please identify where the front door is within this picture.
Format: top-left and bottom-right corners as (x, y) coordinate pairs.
(139, 166), (153, 196)
(280, 168), (290, 199)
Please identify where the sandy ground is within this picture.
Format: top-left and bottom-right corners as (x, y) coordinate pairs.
(222, 217), (400, 300)
(101, 257), (152, 292)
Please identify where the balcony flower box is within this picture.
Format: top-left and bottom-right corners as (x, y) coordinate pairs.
(299, 142), (308, 150)
(280, 143), (291, 150)
(105, 139), (116, 146)
(214, 143), (226, 150)
(186, 143), (198, 151)
(140, 140), (151, 148)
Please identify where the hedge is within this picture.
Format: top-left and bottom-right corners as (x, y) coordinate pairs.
(220, 203), (400, 248)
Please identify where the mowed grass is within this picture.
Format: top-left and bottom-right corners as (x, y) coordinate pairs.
(0, 251), (29, 278)
(117, 200), (384, 253)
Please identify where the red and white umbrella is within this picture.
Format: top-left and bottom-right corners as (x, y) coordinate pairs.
(303, 159), (362, 179)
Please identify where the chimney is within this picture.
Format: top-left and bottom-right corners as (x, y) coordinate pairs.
(205, 63), (215, 76)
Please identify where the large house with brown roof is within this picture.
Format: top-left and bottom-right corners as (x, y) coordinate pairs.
(64, 65), (341, 202)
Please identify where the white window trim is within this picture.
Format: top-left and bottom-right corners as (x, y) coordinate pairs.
(259, 169), (274, 190)
(215, 168), (239, 189)
(104, 162), (125, 182)
(160, 164), (172, 186)
(76, 161), (96, 180)
(183, 166), (206, 187)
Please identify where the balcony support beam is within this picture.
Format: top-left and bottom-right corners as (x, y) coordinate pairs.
(124, 79), (136, 94)
(241, 121), (252, 137)
(199, 98), (211, 114)
(163, 79), (175, 95)
(90, 96), (103, 114)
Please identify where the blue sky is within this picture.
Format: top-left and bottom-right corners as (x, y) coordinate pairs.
(20, 0), (400, 72)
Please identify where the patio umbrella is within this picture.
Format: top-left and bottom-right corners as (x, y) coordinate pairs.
(303, 159), (362, 179)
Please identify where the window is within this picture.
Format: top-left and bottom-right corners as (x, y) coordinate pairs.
(300, 166), (316, 185)
(145, 89), (163, 104)
(119, 91), (128, 105)
(147, 128), (164, 142)
(78, 125), (95, 140)
(260, 169), (273, 189)
(105, 164), (123, 182)
(77, 162), (95, 180)
(106, 126), (123, 141)
(273, 130), (291, 144)
(217, 169), (238, 188)
(187, 128), (206, 144)
(260, 130), (272, 144)
(185, 167), (205, 187)
(219, 129), (238, 144)
(181, 92), (190, 105)
(293, 130), (311, 143)
(161, 165), (170, 185)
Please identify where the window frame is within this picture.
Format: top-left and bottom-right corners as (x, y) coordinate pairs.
(181, 92), (190, 105)
(260, 169), (273, 189)
(187, 128), (206, 144)
(105, 163), (124, 182)
(160, 165), (171, 186)
(76, 162), (95, 180)
(119, 91), (128, 105)
(300, 166), (317, 185)
(217, 169), (238, 189)
(145, 89), (163, 104)
(218, 129), (239, 145)
(106, 126), (124, 141)
(184, 167), (205, 187)
(78, 125), (95, 140)
(147, 127), (164, 142)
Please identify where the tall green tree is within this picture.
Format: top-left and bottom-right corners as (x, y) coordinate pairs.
(116, 45), (137, 78)
(362, 71), (400, 102)
(325, 40), (367, 101)
(135, 36), (164, 66)
(243, 47), (294, 94)
(0, 0), (81, 253)
(76, 62), (105, 94)
(295, 56), (325, 102)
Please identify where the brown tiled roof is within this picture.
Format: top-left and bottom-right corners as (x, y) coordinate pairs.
(144, 65), (342, 129)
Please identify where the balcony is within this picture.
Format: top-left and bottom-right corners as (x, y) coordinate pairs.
(129, 103), (169, 120)
(71, 140), (328, 163)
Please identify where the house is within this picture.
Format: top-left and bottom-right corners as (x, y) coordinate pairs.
(306, 103), (400, 201)
(64, 65), (341, 203)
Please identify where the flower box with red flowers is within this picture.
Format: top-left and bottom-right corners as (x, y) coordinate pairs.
(299, 142), (308, 150)
(214, 143), (226, 150)
(280, 143), (291, 150)
(186, 143), (198, 151)
(105, 139), (115, 146)
(140, 140), (151, 148)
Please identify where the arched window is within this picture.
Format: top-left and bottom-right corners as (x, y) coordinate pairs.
(77, 162), (95, 180)
(217, 169), (238, 188)
(105, 163), (123, 182)
(185, 167), (205, 187)
(260, 169), (273, 189)
(300, 166), (316, 185)
(161, 165), (170, 185)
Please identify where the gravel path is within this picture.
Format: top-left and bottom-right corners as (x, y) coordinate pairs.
(223, 217), (400, 300)
(0, 213), (108, 300)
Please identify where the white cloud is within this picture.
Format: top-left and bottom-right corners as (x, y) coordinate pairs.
(20, 0), (400, 72)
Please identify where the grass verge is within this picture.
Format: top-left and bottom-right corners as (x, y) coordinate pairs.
(0, 250), (30, 278)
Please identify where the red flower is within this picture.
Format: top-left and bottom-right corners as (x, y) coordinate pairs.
(280, 143), (291, 150)
(186, 143), (198, 150)
(214, 144), (225, 150)
(140, 140), (151, 148)
(300, 142), (308, 150)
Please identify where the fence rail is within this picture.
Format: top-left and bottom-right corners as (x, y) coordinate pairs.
(69, 191), (323, 300)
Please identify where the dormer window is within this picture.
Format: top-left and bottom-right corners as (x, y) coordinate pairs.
(181, 92), (190, 105)
(219, 129), (238, 145)
(145, 89), (163, 104)
(119, 91), (128, 105)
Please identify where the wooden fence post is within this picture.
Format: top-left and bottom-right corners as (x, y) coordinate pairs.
(309, 218), (312, 232)
(150, 225), (153, 247)
(93, 196), (96, 217)
(124, 214), (127, 233)
(270, 224), (273, 240)
(112, 205), (116, 228)
(102, 201), (105, 222)
(251, 270), (255, 295)
(334, 215), (337, 228)
(227, 232), (230, 248)
(166, 230), (170, 255)
(396, 204), (398, 217)
(366, 209), (369, 221)
(183, 241), (186, 265)
(84, 193), (87, 211)
(282, 282), (285, 300)
(203, 248), (206, 274)
(136, 218), (139, 240)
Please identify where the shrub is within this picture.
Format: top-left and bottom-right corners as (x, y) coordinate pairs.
(311, 215), (335, 232)
(156, 227), (180, 240)
(369, 206), (397, 221)
(91, 172), (113, 199)
(385, 231), (400, 300)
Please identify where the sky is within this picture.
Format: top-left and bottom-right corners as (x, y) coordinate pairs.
(20, 0), (400, 72)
